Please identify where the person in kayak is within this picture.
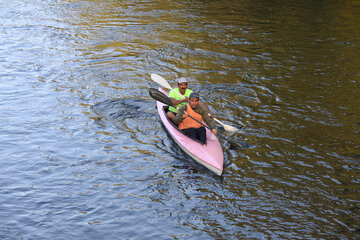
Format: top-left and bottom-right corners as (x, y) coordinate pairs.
(174, 92), (217, 145)
(167, 77), (214, 122)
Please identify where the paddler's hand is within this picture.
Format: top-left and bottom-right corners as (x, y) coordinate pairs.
(182, 111), (188, 119)
(211, 128), (217, 134)
(183, 96), (189, 103)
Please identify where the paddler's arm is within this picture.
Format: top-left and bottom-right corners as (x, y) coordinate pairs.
(173, 105), (188, 124)
(169, 89), (189, 107)
(169, 97), (188, 107)
(197, 105), (217, 134)
(199, 100), (215, 119)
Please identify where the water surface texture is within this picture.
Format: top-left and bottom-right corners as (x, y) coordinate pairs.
(0, 0), (359, 239)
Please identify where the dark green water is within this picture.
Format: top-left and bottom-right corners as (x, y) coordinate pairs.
(0, 0), (359, 239)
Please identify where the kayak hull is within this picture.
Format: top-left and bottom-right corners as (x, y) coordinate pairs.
(156, 88), (223, 176)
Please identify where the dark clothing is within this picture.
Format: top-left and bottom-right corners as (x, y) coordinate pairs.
(182, 127), (206, 145)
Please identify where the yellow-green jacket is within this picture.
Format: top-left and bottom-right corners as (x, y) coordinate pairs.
(168, 88), (193, 113)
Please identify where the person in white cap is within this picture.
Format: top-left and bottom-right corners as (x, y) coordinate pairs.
(166, 77), (214, 122)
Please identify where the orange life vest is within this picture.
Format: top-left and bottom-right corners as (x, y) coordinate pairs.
(179, 103), (203, 130)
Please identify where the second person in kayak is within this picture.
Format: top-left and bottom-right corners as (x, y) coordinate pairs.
(174, 92), (217, 145)
(167, 77), (214, 122)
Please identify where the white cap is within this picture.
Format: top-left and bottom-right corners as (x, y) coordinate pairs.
(177, 77), (188, 84)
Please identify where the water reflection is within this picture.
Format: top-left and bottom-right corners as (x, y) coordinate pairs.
(0, 0), (359, 239)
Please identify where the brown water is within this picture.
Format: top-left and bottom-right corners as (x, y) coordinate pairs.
(0, 0), (359, 239)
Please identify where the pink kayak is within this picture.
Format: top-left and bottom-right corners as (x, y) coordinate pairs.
(156, 87), (224, 176)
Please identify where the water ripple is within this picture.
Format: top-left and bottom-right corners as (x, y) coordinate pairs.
(1, 0), (359, 239)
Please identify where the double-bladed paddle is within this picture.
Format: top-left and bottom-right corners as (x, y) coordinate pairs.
(148, 88), (249, 150)
(150, 73), (240, 133)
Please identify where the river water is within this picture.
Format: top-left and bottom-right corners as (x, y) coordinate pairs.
(0, 0), (359, 239)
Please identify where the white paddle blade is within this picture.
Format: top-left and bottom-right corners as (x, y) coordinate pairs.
(150, 74), (172, 90)
(223, 124), (239, 132)
(214, 118), (239, 133)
